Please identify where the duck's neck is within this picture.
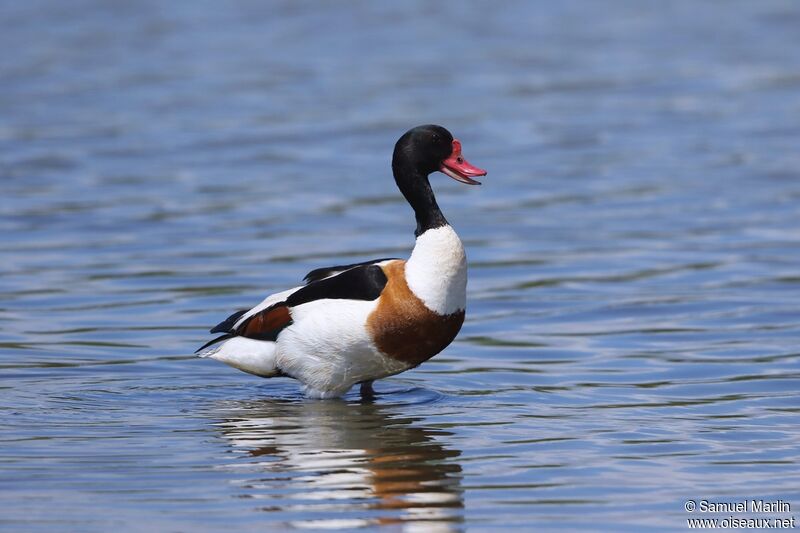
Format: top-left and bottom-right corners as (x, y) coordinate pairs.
(392, 160), (467, 315)
(392, 162), (448, 237)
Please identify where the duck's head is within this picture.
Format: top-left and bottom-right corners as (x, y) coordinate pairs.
(392, 125), (487, 185)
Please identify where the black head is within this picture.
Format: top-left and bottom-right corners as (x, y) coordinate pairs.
(392, 125), (454, 175)
(392, 124), (486, 185)
(390, 125), (487, 236)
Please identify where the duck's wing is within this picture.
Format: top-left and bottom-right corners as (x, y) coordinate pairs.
(198, 263), (390, 353)
(209, 286), (301, 334)
(303, 257), (399, 284)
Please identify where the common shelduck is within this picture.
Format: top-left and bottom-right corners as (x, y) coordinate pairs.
(197, 125), (486, 398)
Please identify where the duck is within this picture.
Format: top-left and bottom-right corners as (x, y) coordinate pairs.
(197, 124), (487, 399)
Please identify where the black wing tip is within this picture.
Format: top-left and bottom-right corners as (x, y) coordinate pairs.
(195, 333), (234, 353)
(302, 268), (327, 284)
(209, 309), (248, 333)
(303, 267), (343, 284)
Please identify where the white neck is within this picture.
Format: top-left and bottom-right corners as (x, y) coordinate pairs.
(405, 225), (467, 315)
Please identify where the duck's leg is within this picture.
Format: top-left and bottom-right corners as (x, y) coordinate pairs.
(359, 380), (375, 399)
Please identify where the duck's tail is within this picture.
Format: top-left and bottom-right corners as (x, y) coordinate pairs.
(197, 336), (280, 378)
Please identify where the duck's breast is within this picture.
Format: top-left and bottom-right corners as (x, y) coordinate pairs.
(367, 260), (465, 368)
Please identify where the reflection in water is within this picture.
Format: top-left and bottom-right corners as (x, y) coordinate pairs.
(212, 397), (463, 530)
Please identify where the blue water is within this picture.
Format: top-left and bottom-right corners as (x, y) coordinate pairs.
(1, 1), (799, 531)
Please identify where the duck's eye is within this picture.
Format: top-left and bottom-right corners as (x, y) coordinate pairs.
(457, 157), (464, 163)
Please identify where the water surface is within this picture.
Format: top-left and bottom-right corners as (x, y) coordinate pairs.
(1, 1), (800, 531)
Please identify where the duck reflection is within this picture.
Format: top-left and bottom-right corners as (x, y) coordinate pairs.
(212, 396), (463, 530)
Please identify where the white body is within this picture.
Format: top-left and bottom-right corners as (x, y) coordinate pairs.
(276, 299), (409, 398)
(199, 226), (467, 398)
